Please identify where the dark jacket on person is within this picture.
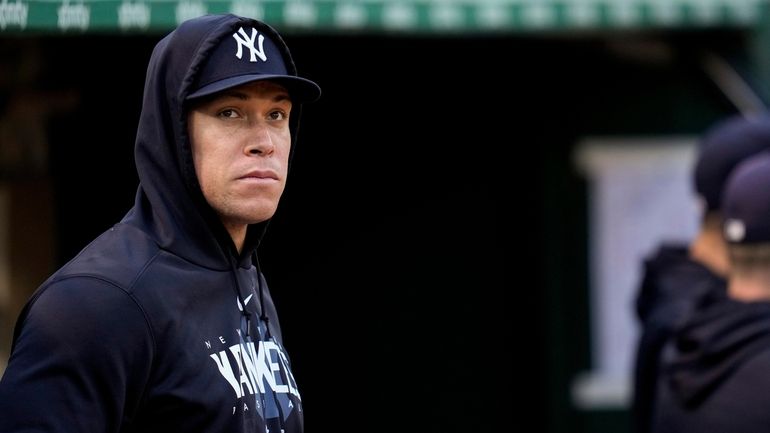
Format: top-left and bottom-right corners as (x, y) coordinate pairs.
(0, 14), (307, 433)
(651, 299), (770, 433)
(632, 243), (727, 433)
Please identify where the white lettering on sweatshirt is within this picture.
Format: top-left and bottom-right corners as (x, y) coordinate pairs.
(210, 338), (301, 400)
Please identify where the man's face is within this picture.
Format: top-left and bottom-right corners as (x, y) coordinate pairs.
(187, 80), (292, 233)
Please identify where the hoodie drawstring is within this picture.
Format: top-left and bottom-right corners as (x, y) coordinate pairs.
(252, 252), (272, 339)
(252, 252), (287, 431)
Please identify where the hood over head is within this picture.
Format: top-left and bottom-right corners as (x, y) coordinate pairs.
(124, 14), (320, 269)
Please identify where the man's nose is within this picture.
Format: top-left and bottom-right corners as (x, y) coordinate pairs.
(245, 124), (274, 156)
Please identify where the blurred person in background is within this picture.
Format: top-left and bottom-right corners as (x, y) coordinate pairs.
(0, 13), (320, 432)
(631, 114), (770, 433)
(652, 150), (770, 432)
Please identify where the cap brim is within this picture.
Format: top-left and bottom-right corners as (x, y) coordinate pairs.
(187, 74), (321, 103)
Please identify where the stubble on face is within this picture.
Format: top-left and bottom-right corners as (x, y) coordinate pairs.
(187, 81), (293, 249)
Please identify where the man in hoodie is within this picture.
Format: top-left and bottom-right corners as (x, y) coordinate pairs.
(651, 150), (770, 433)
(631, 114), (770, 433)
(0, 14), (319, 433)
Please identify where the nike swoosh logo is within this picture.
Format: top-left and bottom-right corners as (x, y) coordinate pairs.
(237, 294), (254, 311)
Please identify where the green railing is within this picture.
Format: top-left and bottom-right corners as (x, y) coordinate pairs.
(0, 0), (765, 35)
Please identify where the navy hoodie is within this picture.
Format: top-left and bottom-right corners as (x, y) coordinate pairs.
(652, 299), (770, 433)
(0, 14), (309, 433)
(631, 243), (726, 433)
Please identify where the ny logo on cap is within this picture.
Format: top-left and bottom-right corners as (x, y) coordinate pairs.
(232, 27), (267, 63)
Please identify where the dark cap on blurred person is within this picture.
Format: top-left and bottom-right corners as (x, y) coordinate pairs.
(694, 114), (770, 212)
(723, 151), (770, 244)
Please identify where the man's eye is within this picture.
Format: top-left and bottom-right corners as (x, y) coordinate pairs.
(268, 110), (287, 121)
(218, 109), (239, 118)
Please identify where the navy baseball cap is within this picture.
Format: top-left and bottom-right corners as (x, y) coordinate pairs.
(187, 21), (321, 103)
(694, 114), (770, 212)
(723, 151), (770, 243)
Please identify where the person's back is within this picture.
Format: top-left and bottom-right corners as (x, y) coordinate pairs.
(632, 114), (770, 433)
(632, 240), (726, 433)
(652, 151), (770, 433)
